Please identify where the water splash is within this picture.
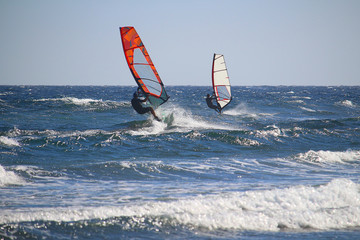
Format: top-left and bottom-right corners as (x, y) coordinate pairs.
(1, 179), (359, 231)
(0, 165), (25, 187)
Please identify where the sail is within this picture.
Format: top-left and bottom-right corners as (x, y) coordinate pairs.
(212, 53), (231, 109)
(120, 26), (169, 108)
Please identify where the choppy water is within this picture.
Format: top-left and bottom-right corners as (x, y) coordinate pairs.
(1, 85), (360, 239)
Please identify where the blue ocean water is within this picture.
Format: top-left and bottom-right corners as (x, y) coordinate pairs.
(0, 85), (360, 239)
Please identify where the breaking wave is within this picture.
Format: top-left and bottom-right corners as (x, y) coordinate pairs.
(337, 100), (356, 108)
(0, 165), (25, 187)
(1, 179), (359, 231)
(0, 136), (20, 147)
(34, 97), (129, 108)
(294, 149), (360, 164)
(223, 103), (259, 118)
(127, 106), (239, 136)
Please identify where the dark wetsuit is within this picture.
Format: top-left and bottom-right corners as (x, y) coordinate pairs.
(206, 95), (221, 112)
(131, 97), (151, 114)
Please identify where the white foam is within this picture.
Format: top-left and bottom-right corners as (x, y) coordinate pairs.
(127, 106), (238, 136)
(252, 125), (287, 139)
(58, 129), (108, 138)
(12, 165), (71, 182)
(291, 96), (311, 100)
(300, 106), (316, 112)
(223, 103), (259, 118)
(35, 97), (99, 105)
(294, 149), (360, 164)
(1, 179), (359, 231)
(0, 165), (25, 187)
(35, 97), (128, 107)
(65, 97), (100, 105)
(337, 100), (356, 108)
(22, 129), (108, 140)
(234, 137), (261, 146)
(0, 91), (14, 96)
(0, 136), (20, 147)
(288, 99), (304, 104)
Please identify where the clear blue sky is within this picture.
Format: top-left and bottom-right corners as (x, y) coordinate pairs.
(1, 0), (359, 86)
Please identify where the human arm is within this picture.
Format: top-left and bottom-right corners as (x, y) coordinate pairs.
(140, 94), (149, 103)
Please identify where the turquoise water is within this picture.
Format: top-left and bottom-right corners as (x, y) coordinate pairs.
(1, 85), (360, 239)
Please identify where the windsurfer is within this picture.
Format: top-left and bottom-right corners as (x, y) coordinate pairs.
(131, 92), (161, 121)
(206, 94), (222, 113)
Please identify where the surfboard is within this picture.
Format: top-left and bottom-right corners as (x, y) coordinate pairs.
(120, 27), (169, 108)
(212, 53), (232, 110)
(161, 112), (174, 125)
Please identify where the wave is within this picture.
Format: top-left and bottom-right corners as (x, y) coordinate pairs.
(252, 125), (287, 140)
(336, 100), (356, 108)
(294, 149), (360, 164)
(287, 99), (305, 104)
(0, 91), (14, 96)
(0, 165), (25, 187)
(1, 127), (124, 151)
(300, 106), (316, 112)
(127, 105), (240, 136)
(5, 127), (113, 139)
(34, 97), (129, 108)
(0, 136), (20, 147)
(222, 103), (259, 118)
(1, 179), (359, 232)
(291, 96), (312, 100)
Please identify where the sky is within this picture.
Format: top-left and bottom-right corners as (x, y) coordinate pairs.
(1, 0), (360, 86)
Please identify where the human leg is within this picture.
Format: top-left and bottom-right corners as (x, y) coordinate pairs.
(150, 108), (161, 121)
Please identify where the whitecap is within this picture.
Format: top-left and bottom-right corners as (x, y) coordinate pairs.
(35, 97), (100, 105)
(294, 149), (360, 164)
(337, 100), (356, 108)
(300, 106), (316, 112)
(127, 105), (239, 136)
(223, 102), (259, 118)
(252, 125), (287, 139)
(234, 137), (261, 146)
(34, 97), (128, 108)
(1, 179), (359, 232)
(288, 99), (304, 104)
(0, 165), (25, 187)
(0, 136), (20, 147)
(0, 91), (14, 96)
(291, 96), (311, 100)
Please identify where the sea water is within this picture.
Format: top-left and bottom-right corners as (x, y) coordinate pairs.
(0, 85), (359, 239)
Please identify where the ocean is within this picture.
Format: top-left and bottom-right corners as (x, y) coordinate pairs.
(0, 85), (359, 239)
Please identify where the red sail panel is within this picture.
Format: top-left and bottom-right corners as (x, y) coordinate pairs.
(120, 27), (169, 107)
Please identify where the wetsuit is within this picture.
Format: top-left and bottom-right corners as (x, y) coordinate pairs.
(206, 95), (221, 113)
(131, 97), (151, 114)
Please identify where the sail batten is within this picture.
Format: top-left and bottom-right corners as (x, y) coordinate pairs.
(212, 53), (232, 110)
(120, 26), (169, 108)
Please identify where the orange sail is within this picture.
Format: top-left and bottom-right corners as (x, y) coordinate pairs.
(120, 27), (169, 107)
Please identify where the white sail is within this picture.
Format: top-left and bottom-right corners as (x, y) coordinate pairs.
(212, 54), (231, 109)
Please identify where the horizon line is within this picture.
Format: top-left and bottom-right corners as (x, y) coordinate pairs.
(1, 84), (359, 87)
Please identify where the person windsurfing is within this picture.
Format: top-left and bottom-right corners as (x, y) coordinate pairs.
(206, 93), (222, 113)
(131, 91), (161, 121)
